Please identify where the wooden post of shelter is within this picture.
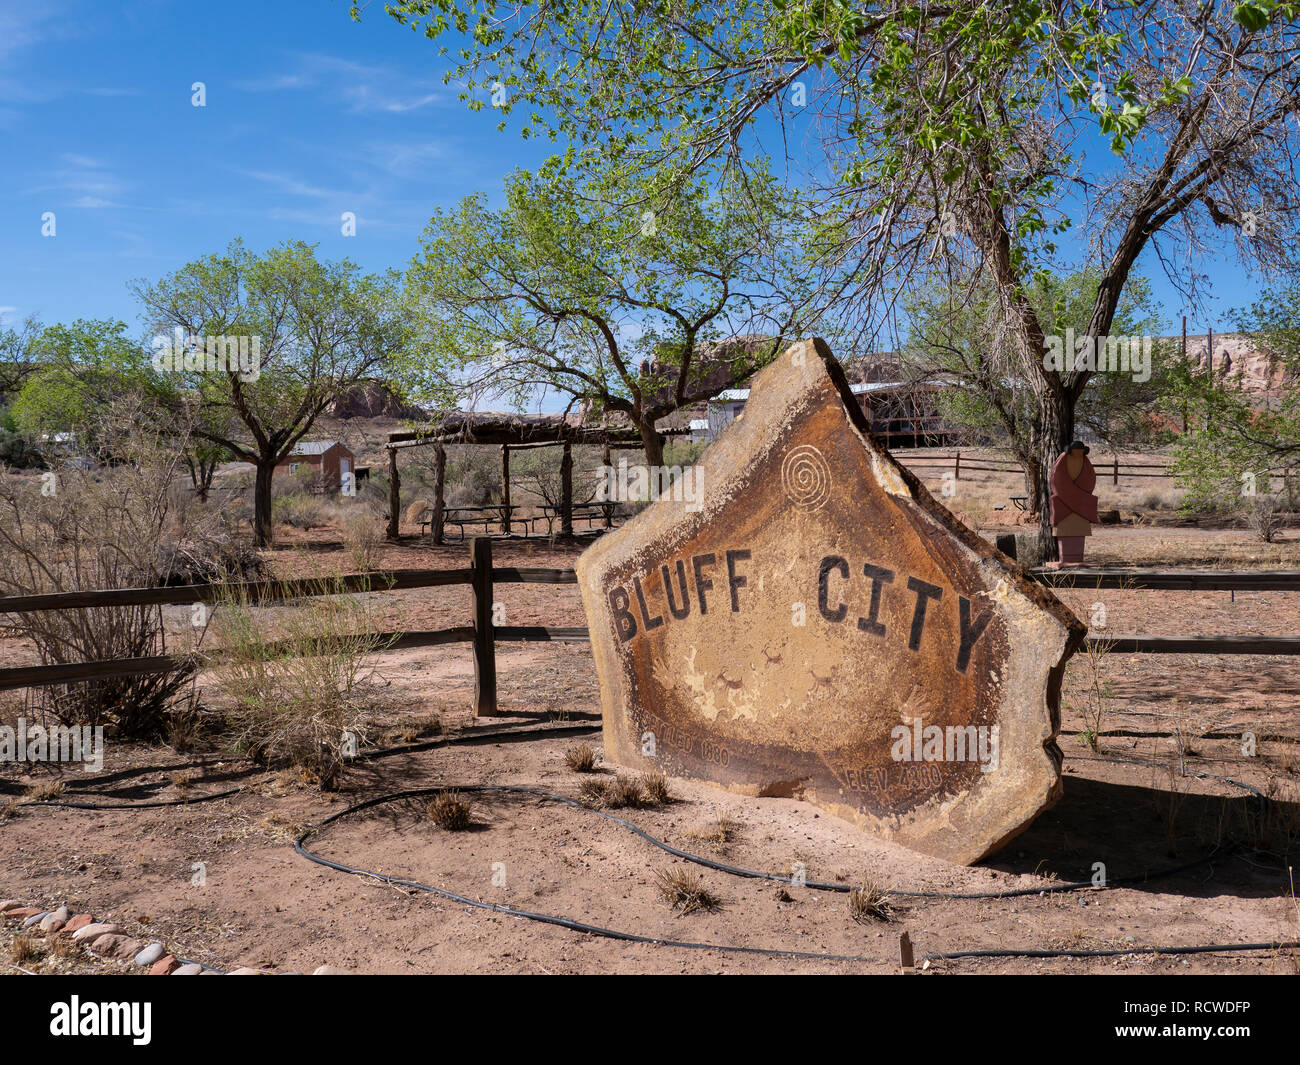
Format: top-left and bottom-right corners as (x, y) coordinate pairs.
(386, 446), (400, 540)
(602, 443), (613, 528)
(561, 439), (573, 537)
(470, 537), (498, 717)
(501, 445), (511, 535)
(431, 443), (446, 546)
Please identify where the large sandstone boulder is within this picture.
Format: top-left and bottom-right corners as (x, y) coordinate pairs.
(576, 338), (1085, 863)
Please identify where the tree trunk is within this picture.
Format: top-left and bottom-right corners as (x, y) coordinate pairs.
(1035, 391), (1075, 561)
(253, 458), (275, 548)
(197, 456), (216, 502)
(386, 446), (400, 540)
(639, 421), (665, 468)
(1022, 453), (1042, 514)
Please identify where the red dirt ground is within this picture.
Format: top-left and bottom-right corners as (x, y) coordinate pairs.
(3, 523), (1299, 975)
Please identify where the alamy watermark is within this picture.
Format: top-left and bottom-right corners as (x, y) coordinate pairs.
(0, 718), (104, 772)
(151, 326), (261, 382)
(1043, 328), (1151, 383)
(890, 717), (1000, 773)
(594, 458), (704, 512)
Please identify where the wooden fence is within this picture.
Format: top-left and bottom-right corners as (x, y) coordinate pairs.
(900, 451), (1173, 485)
(2, 542), (1299, 713)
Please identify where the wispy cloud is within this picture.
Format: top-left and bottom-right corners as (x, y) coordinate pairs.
(25, 153), (128, 206)
(0, 7), (63, 63)
(235, 169), (343, 201)
(236, 51), (449, 114)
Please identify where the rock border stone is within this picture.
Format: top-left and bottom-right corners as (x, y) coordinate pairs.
(2, 894), (353, 974)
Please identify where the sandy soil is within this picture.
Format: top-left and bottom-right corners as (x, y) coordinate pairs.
(3, 511), (1299, 975)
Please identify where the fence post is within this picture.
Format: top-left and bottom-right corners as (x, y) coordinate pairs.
(561, 439), (574, 536)
(954, 451), (960, 481)
(431, 444), (446, 546)
(471, 537), (498, 717)
(602, 443), (613, 528)
(501, 445), (511, 535)
(1113, 456), (1119, 487)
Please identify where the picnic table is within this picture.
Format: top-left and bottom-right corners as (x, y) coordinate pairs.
(531, 501), (619, 537)
(1010, 494), (1030, 511)
(421, 504), (524, 541)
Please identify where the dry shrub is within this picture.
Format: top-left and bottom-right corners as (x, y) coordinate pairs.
(404, 498), (431, 526)
(848, 882), (895, 923)
(579, 777), (611, 805)
(640, 769), (671, 806)
(340, 507), (383, 572)
(426, 790), (472, 830)
(654, 868), (720, 914)
(691, 815), (742, 855)
(161, 528), (266, 585)
(564, 743), (598, 772)
(1067, 637), (1115, 752)
(24, 781), (65, 802)
(0, 408), (204, 738)
(582, 773), (668, 809)
(9, 934), (41, 965)
(606, 775), (645, 808)
(274, 493), (329, 530)
(205, 576), (392, 788)
(1243, 494), (1283, 543)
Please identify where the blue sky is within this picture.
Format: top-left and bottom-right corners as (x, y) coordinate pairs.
(0, 0), (1273, 344)
(0, 0), (557, 335)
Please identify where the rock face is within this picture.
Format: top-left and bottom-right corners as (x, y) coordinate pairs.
(576, 339), (1085, 864)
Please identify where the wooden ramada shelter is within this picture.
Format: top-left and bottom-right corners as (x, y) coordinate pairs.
(385, 411), (678, 542)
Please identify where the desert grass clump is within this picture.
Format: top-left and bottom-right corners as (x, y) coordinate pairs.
(848, 881), (895, 923)
(207, 576), (393, 789)
(51, 935), (81, 961)
(579, 778), (610, 805)
(341, 507), (384, 572)
(605, 774), (645, 808)
(579, 774), (645, 809)
(24, 780), (65, 802)
(654, 867), (721, 915)
(426, 790), (473, 831)
(640, 769), (671, 806)
(564, 743), (598, 773)
(692, 815), (742, 855)
(9, 933), (41, 965)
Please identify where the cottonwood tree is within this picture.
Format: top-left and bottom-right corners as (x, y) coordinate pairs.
(11, 318), (235, 498)
(134, 239), (415, 546)
(361, 0), (1300, 553)
(402, 164), (829, 465)
(903, 267), (1172, 505)
(1167, 282), (1300, 512)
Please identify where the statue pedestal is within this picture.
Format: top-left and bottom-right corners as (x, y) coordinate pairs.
(1054, 535), (1086, 566)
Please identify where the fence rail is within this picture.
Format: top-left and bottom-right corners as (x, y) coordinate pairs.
(898, 451), (1176, 484)
(3, 546), (1299, 708)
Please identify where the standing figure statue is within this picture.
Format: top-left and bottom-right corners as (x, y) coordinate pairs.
(1048, 441), (1098, 568)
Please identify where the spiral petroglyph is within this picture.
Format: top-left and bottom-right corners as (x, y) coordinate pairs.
(781, 444), (831, 510)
